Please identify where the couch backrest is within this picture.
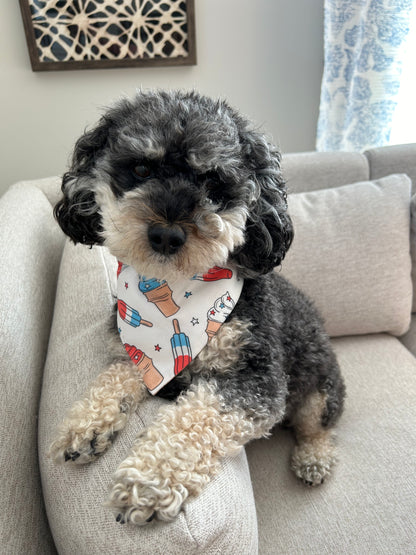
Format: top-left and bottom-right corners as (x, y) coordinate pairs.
(282, 151), (369, 194)
(282, 143), (416, 195)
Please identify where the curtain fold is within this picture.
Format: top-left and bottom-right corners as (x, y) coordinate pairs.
(317, 0), (413, 152)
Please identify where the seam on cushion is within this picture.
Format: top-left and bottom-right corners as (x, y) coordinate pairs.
(182, 451), (258, 555)
(99, 247), (117, 305)
(181, 508), (203, 554)
(359, 151), (371, 180)
(364, 149), (376, 180)
(26, 187), (66, 376)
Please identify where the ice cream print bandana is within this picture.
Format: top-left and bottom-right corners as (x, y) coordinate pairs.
(117, 263), (244, 394)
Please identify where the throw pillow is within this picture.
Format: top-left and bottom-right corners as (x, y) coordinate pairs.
(281, 174), (412, 337)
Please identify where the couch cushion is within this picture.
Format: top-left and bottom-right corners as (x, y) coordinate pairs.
(0, 182), (64, 555)
(365, 143), (416, 195)
(282, 151), (369, 194)
(13, 176), (62, 207)
(246, 334), (416, 554)
(281, 174), (412, 337)
(410, 194), (416, 312)
(38, 241), (258, 555)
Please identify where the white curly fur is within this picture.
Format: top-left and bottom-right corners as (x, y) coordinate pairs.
(49, 362), (147, 464)
(107, 381), (269, 524)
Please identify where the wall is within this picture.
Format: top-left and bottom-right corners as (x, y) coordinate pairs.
(0, 0), (324, 193)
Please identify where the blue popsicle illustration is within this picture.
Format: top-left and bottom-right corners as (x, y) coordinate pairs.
(118, 299), (153, 328)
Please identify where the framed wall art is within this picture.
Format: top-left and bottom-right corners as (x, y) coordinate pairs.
(19, 0), (196, 71)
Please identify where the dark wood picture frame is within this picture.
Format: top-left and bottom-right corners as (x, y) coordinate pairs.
(19, 0), (196, 71)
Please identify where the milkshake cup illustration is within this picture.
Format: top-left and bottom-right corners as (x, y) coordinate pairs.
(117, 300), (153, 328)
(206, 291), (235, 341)
(139, 276), (179, 317)
(170, 319), (192, 375)
(124, 344), (163, 391)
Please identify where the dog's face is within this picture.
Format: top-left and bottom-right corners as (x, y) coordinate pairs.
(55, 90), (293, 279)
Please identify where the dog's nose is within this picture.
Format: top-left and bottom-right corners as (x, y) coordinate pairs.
(147, 224), (186, 255)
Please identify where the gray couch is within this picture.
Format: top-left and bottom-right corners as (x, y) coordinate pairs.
(1, 144), (415, 554)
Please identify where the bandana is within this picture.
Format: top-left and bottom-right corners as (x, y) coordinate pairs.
(117, 263), (244, 394)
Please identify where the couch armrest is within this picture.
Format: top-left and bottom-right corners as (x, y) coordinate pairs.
(399, 314), (416, 358)
(0, 181), (64, 554)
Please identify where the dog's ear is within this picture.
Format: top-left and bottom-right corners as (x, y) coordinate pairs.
(232, 127), (294, 276)
(54, 119), (110, 245)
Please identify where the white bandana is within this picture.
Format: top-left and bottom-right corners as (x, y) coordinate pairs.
(117, 263), (244, 394)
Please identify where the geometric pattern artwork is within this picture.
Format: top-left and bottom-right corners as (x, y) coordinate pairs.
(19, 0), (196, 71)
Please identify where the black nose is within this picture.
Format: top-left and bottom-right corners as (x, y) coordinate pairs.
(147, 224), (186, 255)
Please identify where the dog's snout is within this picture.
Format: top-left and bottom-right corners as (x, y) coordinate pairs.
(148, 224), (186, 255)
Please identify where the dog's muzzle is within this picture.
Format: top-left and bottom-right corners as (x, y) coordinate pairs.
(147, 224), (186, 255)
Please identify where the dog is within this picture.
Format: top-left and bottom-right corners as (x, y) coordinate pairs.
(50, 89), (345, 525)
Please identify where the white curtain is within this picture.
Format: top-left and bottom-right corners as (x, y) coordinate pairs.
(317, 0), (414, 152)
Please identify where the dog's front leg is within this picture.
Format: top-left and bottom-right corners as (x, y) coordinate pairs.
(107, 379), (274, 525)
(49, 362), (147, 464)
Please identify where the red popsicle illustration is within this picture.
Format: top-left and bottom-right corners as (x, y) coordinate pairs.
(192, 266), (233, 281)
(117, 261), (124, 277)
(124, 344), (163, 391)
(170, 319), (192, 375)
(118, 299), (153, 328)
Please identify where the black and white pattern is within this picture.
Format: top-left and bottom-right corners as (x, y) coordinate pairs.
(28, 0), (190, 62)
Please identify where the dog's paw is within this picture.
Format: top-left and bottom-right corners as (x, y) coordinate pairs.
(293, 462), (330, 486)
(107, 462), (189, 525)
(291, 444), (336, 487)
(49, 420), (122, 464)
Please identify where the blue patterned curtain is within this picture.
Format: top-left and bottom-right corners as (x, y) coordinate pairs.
(317, 0), (414, 152)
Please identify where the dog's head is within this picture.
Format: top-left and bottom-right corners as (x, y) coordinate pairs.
(55, 90), (293, 280)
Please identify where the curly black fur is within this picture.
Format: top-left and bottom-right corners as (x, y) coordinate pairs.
(54, 90), (293, 276)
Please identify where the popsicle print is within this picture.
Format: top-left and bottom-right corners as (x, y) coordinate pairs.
(192, 266), (233, 281)
(117, 261), (124, 278)
(170, 319), (192, 375)
(117, 299), (153, 328)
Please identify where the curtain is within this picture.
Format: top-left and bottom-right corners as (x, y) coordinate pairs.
(317, 0), (414, 152)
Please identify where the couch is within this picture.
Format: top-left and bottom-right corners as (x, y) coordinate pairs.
(1, 143), (415, 554)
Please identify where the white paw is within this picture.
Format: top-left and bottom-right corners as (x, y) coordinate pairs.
(49, 413), (126, 464)
(108, 462), (189, 525)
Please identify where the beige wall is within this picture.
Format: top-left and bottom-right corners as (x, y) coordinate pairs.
(0, 1), (323, 194)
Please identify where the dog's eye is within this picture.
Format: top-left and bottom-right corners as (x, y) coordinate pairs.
(133, 164), (152, 180)
(206, 184), (227, 205)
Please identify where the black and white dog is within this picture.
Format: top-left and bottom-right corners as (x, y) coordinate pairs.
(50, 90), (345, 525)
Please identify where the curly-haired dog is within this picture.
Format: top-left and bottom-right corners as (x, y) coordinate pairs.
(50, 90), (345, 525)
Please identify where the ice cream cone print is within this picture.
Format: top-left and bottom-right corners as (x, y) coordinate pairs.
(124, 344), (163, 391)
(139, 277), (179, 317)
(205, 320), (222, 341)
(205, 291), (235, 341)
